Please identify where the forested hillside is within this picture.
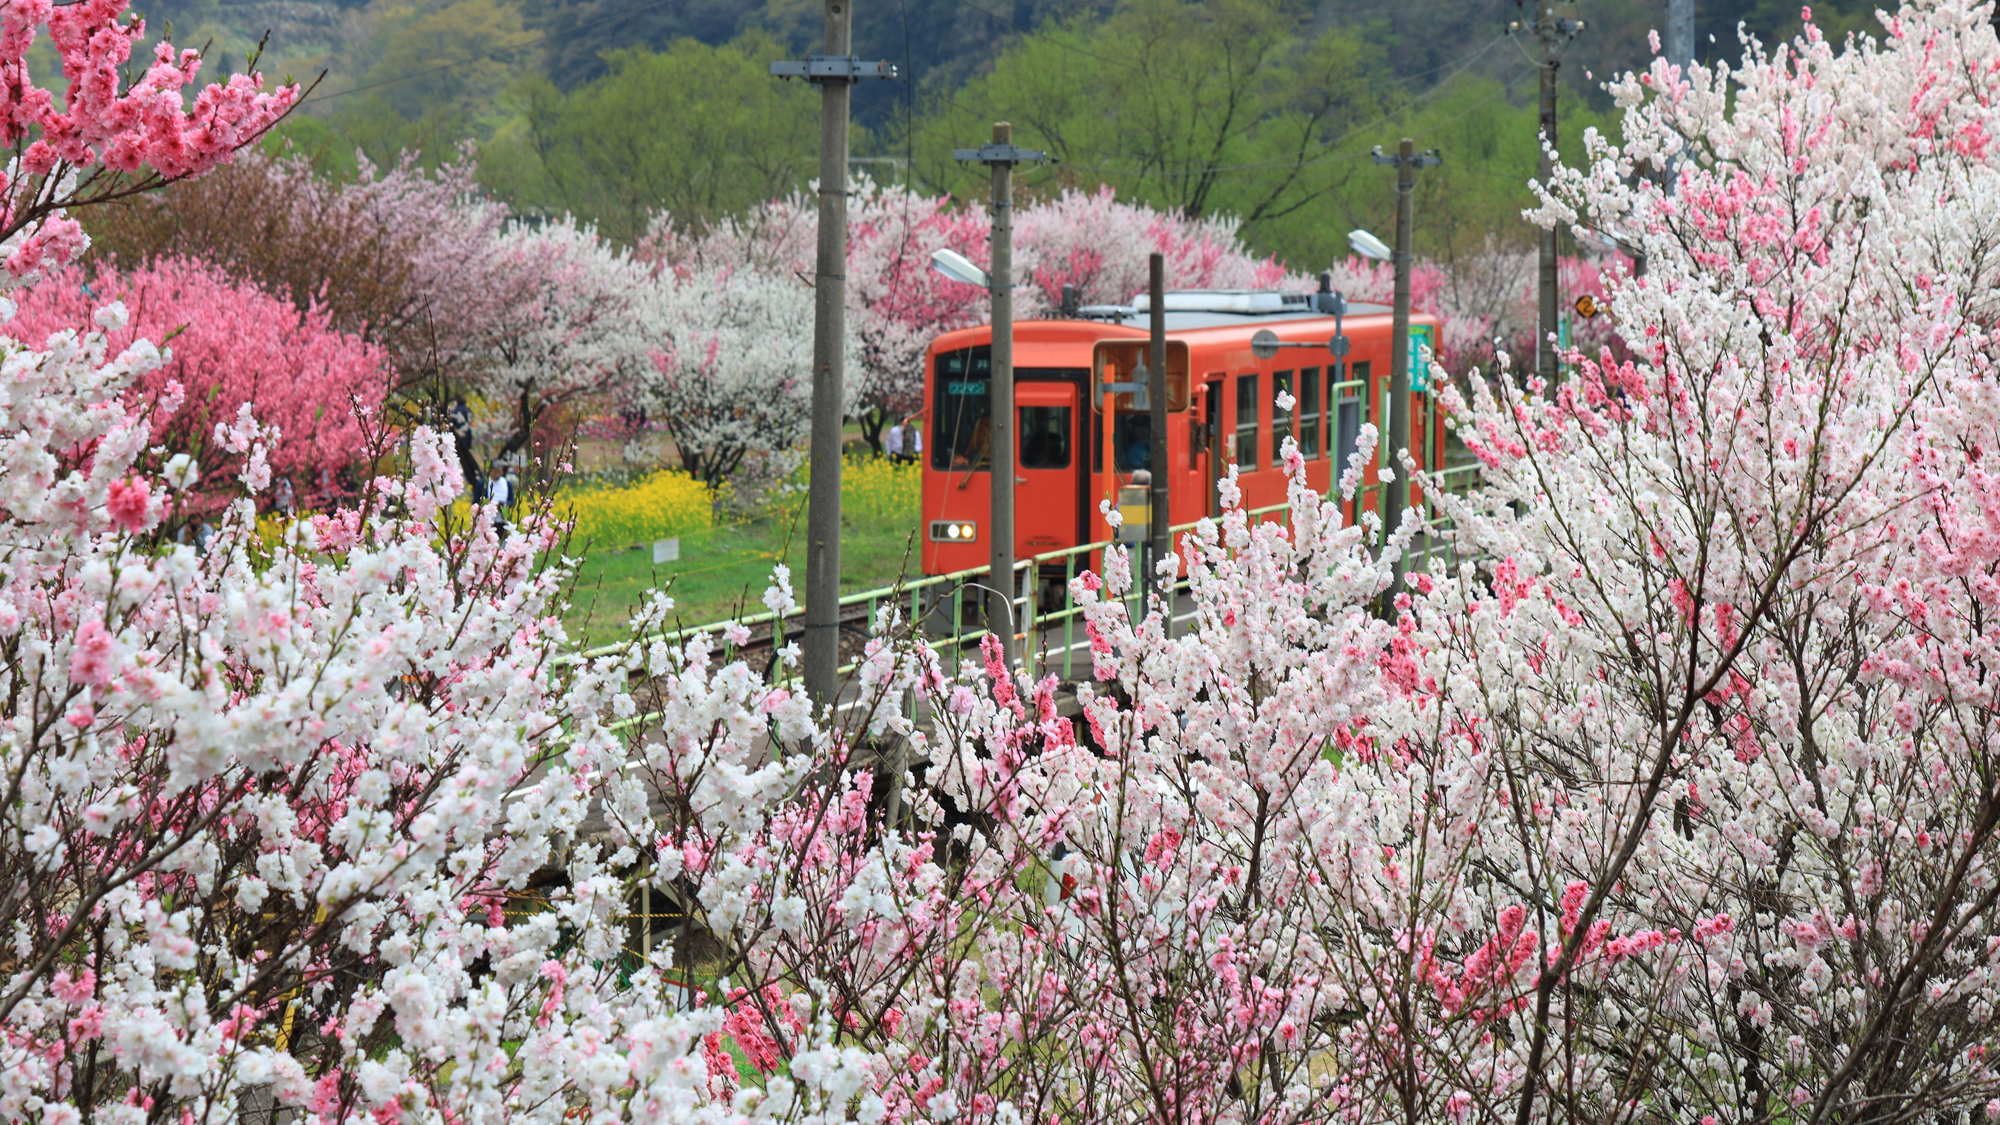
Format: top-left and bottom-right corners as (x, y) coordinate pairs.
(115, 0), (1896, 268)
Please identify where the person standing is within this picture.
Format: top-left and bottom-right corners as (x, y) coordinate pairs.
(886, 418), (907, 463)
(449, 397), (483, 501)
(487, 465), (512, 537)
(908, 419), (922, 465)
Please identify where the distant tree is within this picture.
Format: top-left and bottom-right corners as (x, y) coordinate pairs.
(645, 262), (850, 499)
(6, 257), (390, 506)
(474, 216), (654, 474)
(483, 35), (820, 243)
(80, 152), (518, 406)
(517, 0), (1104, 124)
(352, 0), (538, 122)
(913, 0), (1385, 254)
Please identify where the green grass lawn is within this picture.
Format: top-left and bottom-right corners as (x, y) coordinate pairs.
(558, 468), (924, 648)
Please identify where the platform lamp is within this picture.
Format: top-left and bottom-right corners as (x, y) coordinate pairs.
(1348, 225), (1415, 577)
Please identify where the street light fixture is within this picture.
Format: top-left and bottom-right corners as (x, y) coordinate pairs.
(930, 248), (990, 288)
(1348, 229), (1393, 262)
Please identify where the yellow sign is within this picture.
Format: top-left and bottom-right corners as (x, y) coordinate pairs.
(1574, 294), (1599, 319)
(1117, 484), (1150, 544)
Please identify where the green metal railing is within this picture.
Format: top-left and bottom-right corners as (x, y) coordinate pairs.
(563, 501), (1291, 681)
(563, 462), (1486, 691)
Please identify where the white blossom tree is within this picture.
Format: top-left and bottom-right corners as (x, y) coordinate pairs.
(475, 215), (656, 473)
(645, 262), (856, 502)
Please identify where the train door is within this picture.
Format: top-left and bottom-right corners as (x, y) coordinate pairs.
(1332, 361), (1370, 523)
(1203, 377), (1225, 518)
(1015, 381), (1079, 558)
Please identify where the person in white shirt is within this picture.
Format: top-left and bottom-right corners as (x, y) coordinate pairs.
(886, 420), (906, 462)
(488, 468), (513, 536)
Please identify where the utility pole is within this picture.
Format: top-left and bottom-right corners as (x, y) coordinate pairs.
(1665, 0), (1694, 76)
(953, 124), (1045, 669)
(1146, 253), (1169, 616)
(1371, 138), (1441, 590)
(1665, 0), (1693, 197)
(1515, 1), (1584, 385)
(771, 5), (897, 708)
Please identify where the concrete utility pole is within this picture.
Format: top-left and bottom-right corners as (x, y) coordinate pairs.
(1371, 139), (1441, 589)
(771, 4), (897, 708)
(1665, 0), (1694, 198)
(1146, 253), (1169, 612)
(1666, 0), (1694, 76)
(953, 124), (1045, 669)
(1516, 1), (1584, 385)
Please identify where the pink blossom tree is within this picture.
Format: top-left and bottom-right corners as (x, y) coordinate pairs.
(1013, 184), (1296, 312)
(657, 180), (1305, 455)
(291, 151), (521, 393)
(0, 0), (296, 282)
(614, 4), (2000, 1125)
(0, 314), (825, 1121)
(7, 257), (390, 507)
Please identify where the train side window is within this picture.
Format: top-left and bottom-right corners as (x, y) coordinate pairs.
(1271, 370), (1293, 467)
(933, 348), (993, 470)
(1299, 366), (1321, 459)
(1334, 361), (1371, 477)
(1020, 406), (1072, 469)
(1235, 374), (1259, 469)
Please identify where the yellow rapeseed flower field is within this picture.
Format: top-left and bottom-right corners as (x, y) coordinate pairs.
(840, 456), (920, 527)
(561, 471), (714, 549)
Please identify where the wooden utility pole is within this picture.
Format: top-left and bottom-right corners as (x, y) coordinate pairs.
(771, 4), (896, 707)
(954, 124), (1045, 670)
(1372, 139), (1441, 589)
(1518, 1), (1583, 384)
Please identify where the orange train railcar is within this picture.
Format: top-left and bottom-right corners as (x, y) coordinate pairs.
(919, 288), (1446, 581)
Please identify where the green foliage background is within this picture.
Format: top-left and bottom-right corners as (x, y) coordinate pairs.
(134, 0), (1892, 267)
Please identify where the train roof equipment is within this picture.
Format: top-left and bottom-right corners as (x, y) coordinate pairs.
(1073, 287), (1390, 329)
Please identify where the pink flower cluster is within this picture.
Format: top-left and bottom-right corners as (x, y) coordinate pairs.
(6, 257), (390, 507)
(0, 0), (295, 280)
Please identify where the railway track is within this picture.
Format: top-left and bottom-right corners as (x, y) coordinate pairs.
(607, 603), (887, 683)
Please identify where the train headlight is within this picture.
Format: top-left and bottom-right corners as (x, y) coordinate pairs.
(929, 520), (978, 543)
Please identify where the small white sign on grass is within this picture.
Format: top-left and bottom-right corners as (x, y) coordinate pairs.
(652, 538), (680, 564)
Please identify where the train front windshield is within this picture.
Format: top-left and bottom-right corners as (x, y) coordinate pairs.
(933, 347), (992, 470)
